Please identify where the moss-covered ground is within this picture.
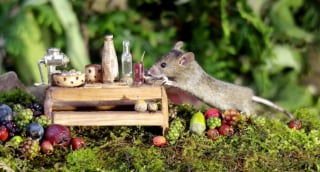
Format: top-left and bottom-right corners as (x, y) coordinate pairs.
(0, 89), (319, 171)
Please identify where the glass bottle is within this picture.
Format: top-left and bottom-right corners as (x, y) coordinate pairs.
(101, 34), (119, 83)
(121, 40), (133, 85)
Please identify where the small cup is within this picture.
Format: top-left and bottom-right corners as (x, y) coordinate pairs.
(85, 64), (102, 83)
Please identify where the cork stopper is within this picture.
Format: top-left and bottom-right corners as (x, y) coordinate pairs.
(104, 34), (113, 40)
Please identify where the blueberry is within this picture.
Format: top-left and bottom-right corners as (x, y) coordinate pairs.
(26, 122), (44, 140)
(0, 104), (13, 122)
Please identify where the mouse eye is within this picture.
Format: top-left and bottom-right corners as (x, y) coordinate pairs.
(160, 62), (167, 68)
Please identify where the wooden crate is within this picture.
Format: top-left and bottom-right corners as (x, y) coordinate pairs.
(44, 84), (169, 134)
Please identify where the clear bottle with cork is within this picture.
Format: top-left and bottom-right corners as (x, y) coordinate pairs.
(101, 34), (119, 83)
(121, 40), (133, 85)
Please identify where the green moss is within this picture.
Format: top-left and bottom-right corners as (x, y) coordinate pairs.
(0, 89), (38, 107)
(64, 148), (103, 171)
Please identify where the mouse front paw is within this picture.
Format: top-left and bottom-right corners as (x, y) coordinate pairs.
(162, 77), (175, 86)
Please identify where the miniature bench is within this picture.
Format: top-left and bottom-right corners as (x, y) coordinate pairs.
(44, 84), (169, 134)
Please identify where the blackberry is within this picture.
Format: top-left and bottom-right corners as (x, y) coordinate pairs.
(29, 103), (44, 117)
(1, 120), (20, 137)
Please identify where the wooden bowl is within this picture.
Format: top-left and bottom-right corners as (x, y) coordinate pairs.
(53, 70), (85, 87)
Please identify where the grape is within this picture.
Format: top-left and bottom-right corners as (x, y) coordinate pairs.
(19, 137), (40, 160)
(13, 108), (33, 131)
(1, 120), (20, 137)
(34, 115), (51, 128)
(166, 118), (186, 144)
(206, 117), (222, 129)
(12, 104), (24, 113)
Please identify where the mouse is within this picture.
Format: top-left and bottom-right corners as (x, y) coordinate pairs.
(146, 41), (294, 119)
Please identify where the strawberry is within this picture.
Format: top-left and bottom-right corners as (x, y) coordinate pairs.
(0, 126), (9, 142)
(153, 136), (167, 147)
(71, 137), (85, 150)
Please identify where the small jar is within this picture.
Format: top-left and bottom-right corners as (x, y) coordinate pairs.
(85, 64), (102, 83)
(133, 62), (144, 86)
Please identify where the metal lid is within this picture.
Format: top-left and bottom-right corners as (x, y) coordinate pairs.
(47, 47), (60, 53)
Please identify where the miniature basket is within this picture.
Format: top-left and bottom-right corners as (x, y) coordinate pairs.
(53, 70), (85, 87)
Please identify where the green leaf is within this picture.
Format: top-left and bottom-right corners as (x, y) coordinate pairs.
(51, 0), (90, 71)
(270, 0), (314, 42)
(265, 45), (301, 74)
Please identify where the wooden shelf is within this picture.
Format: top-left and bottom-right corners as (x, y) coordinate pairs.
(44, 84), (169, 134)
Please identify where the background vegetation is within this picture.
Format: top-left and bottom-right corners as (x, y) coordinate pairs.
(1, 1), (320, 171)
(1, 0), (320, 112)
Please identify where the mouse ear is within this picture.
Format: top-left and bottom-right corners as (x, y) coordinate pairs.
(178, 52), (195, 66)
(173, 41), (184, 50)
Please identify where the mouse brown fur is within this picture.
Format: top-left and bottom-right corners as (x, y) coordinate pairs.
(147, 41), (294, 119)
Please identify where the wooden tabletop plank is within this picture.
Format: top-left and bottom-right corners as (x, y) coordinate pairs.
(53, 111), (164, 126)
(47, 86), (163, 102)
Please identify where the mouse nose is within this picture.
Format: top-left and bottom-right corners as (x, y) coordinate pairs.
(146, 66), (160, 76)
(146, 67), (155, 76)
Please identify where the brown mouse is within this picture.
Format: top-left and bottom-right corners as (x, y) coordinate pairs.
(147, 41), (294, 119)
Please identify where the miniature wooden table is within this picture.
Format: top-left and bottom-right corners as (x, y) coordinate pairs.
(44, 84), (169, 134)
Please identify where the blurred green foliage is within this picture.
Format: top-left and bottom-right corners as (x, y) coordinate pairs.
(1, 0), (320, 111)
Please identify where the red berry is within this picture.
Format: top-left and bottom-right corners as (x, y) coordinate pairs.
(228, 120), (236, 126)
(41, 140), (54, 154)
(223, 109), (241, 126)
(224, 115), (232, 121)
(224, 109), (240, 116)
(204, 108), (221, 119)
(0, 126), (9, 142)
(218, 124), (234, 136)
(288, 119), (302, 130)
(71, 137), (85, 150)
(152, 136), (166, 147)
(207, 129), (219, 140)
(222, 119), (228, 125)
(231, 115), (241, 122)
